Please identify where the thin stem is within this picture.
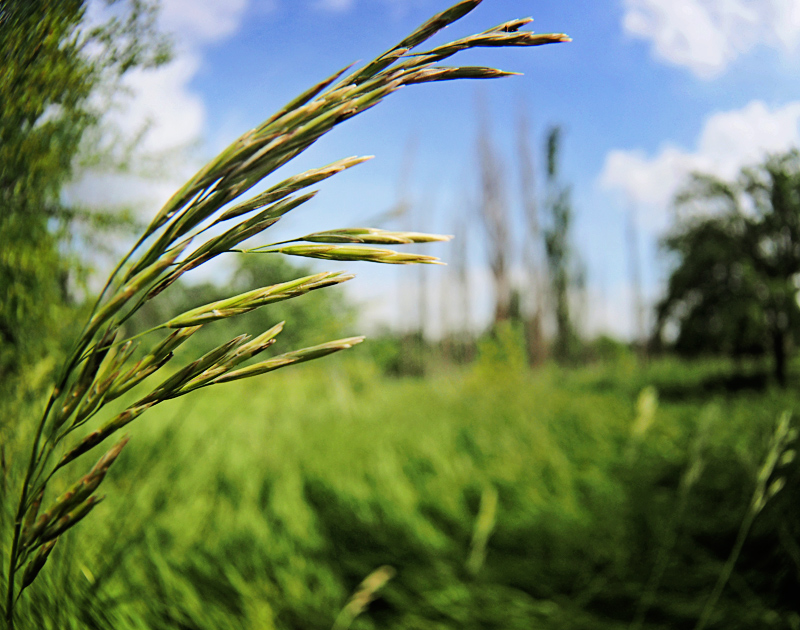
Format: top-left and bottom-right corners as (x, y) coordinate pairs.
(694, 413), (793, 630)
(4, 233), (155, 625)
(4, 390), (58, 628)
(230, 238), (299, 253)
(694, 508), (756, 630)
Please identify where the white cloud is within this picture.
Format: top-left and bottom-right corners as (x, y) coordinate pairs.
(623, 0), (800, 78)
(599, 100), (800, 226)
(113, 55), (205, 155)
(68, 56), (206, 221)
(70, 0), (261, 220)
(159, 0), (252, 43)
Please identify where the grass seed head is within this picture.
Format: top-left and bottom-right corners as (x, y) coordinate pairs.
(5, 0), (572, 608)
(20, 539), (58, 591)
(298, 228), (453, 245)
(264, 244), (444, 265)
(213, 336), (365, 384)
(40, 495), (104, 544)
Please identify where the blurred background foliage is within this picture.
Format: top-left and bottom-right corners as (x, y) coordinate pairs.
(655, 152), (800, 387)
(0, 0), (170, 431)
(3, 1), (800, 629)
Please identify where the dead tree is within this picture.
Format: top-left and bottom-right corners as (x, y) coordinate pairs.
(517, 105), (548, 364)
(477, 98), (513, 326)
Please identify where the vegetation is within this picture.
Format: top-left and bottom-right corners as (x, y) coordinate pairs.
(0, 0), (170, 382)
(656, 150), (800, 386)
(3, 354), (799, 629)
(3, 1), (800, 629)
(1, 1), (570, 626)
(543, 126), (582, 362)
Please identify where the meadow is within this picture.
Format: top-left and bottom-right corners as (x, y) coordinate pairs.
(5, 2), (800, 629)
(5, 344), (798, 630)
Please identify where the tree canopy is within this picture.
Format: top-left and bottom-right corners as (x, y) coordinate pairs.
(655, 150), (800, 385)
(0, 0), (170, 378)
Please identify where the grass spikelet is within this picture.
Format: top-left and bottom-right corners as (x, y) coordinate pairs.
(178, 322), (287, 394)
(39, 496), (104, 544)
(404, 65), (521, 84)
(55, 403), (156, 471)
(332, 565), (397, 630)
(253, 244), (445, 264)
(163, 273), (352, 328)
(218, 156), (372, 223)
(20, 539), (57, 593)
(22, 438), (128, 550)
(211, 337), (366, 384)
(292, 228), (453, 245)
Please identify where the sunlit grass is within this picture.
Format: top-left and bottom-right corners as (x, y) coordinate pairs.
(11, 354), (798, 629)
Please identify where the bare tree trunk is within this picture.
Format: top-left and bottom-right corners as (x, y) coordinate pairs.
(418, 259), (428, 339)
(416, 185), (437, 348)
(627, 206), (647, 360)
(454, 210), (475, 362)
(517, 104), (547, 365)
(477, 96), (512, 327)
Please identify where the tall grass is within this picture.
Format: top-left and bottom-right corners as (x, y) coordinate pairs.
(6, 355), (799, 629)
(2, 2), (570, 625)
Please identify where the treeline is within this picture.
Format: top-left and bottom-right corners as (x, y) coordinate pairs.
(655, 152), (800, 386)
(369, 120), (800, 387)
(4, 1), (800, 395)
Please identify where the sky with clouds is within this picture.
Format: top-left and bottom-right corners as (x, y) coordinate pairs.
(72, 0), (800, 339)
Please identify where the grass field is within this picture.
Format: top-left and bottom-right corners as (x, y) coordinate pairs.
(4, 348), (800, 629)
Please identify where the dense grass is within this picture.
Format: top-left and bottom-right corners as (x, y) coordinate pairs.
(4, 348), (800, 629)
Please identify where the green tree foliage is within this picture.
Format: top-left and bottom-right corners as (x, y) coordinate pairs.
(656, 150), (800, 385)
(0, 0), (169, 380)
(656, 213), (764, 356)
(542, 126), (581, 361)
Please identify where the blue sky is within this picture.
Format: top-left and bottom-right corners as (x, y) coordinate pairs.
(72, 0), (800, 339)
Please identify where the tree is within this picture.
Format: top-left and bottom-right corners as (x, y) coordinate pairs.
(517, 106), (547, 364)
(655, 150), (800, 386)
(0, 0), (170, 381)
(543, 126), (580, 361)
(477, 100), (513, 325)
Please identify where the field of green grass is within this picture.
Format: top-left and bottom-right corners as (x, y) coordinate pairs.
(4, 348), (800, 629)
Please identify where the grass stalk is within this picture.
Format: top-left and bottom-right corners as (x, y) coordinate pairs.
(694, 412), (796, 630)
(2, 2), (569, 624)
